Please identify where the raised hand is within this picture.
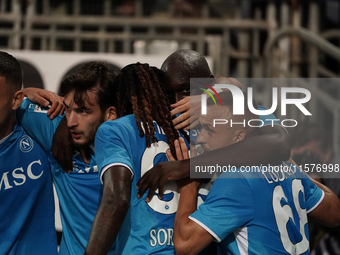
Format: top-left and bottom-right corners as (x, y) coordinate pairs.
(23, 87), (64, 119)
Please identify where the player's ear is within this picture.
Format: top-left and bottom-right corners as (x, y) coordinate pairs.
(105, 106), (117, 121)
(12, 90), (24, 110)
(234, 130), (246, 143)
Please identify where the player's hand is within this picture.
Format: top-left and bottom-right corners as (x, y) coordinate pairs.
(166, 137), (189, 161)
(166, 138), (200, 189)
(170, 95), (201, 130)
(52, 117), (74, 173)
(137, 139), (190, 202)
(23, 87), (64, 119)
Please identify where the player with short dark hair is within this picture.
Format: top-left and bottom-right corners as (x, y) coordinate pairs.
(17, 61), (118, 255)
(0, 51), (57, 254)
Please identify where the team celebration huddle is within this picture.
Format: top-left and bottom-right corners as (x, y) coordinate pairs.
(1, 49), (340, 255)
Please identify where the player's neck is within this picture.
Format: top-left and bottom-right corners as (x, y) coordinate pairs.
(0, 114), (16, 140)
(80, 147), (91, 165)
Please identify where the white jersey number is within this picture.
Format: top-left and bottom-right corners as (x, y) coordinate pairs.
(272, 179), (309, 254)
(141, 141), (180, 214)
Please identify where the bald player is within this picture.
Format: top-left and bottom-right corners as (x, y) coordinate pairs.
(137, 50), (290, 201)
(174, 91), (340, 255)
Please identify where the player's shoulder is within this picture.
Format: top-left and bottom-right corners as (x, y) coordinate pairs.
(1, 123), (43, 157)
(213, 171), (250, 189)
(97, 115), (137, 137)
(21, 98), (49, 114)
(0, 123), (23, 149)
(20, 98), (63, 122)
(106, 114), (136, 128)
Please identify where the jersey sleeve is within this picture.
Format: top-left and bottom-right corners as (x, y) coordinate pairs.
(16, 98), (62, 152)
(95, 121), (134, 183)
(189, 177), (254, 242)
(302, 176), (325, 213)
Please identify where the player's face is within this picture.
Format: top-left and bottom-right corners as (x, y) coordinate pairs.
(0, 76), (15, 139)
(196, 105), (237, 152)
(64, 89), (105, 148)
(163, 73), (191, 104)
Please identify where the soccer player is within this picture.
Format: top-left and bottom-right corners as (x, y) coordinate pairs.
(0, 51), (57, 254)
(16, 62), (118, 255)
(173, 91), (340, 255)
(137, 50), (290, 201)
(87, 63), (189, 254)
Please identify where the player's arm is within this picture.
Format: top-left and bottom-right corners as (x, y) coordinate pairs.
(307, 178), (340, 228)
(23, 88), (76, 172)
(16, 98), (62, 152)
(22, 87), (65, 119)
(23, 87), (76, 172)
(51, 117), (74, 172)
(165, 138), (213, 255)
(288, 158), (340, 227)
(85, 166), (131, 255)
(137, 124), (290, 201)
(174, 180), (213, 255)
(86, 121), (133, 254)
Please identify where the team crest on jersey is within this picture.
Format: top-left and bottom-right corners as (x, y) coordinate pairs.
(20, 135), (34, 153)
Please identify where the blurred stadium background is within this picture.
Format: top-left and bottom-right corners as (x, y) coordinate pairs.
(1, 0), (338, 153)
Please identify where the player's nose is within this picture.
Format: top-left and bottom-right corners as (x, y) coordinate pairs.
(66, 111), (78, 128)
(196, 132), (205, 144)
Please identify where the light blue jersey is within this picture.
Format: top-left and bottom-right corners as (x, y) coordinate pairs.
(96, 114), (192, 255)
(190, 162), (324, 255)
(0, 124), (57, 255)
(17, 99), (115, 255)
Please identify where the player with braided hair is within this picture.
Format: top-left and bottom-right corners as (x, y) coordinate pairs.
(113, 63), (180, 157)
(85, 63), (189, 255)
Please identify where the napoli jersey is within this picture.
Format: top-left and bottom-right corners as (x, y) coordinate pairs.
(0, 124), (57, 255)
(16, 99), (115, 255)
(96, 114), (191, 255)
(190, 162), (324, 255)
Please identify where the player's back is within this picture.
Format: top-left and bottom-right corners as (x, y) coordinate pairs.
(198, 162), (324, 255)
(96, 114), (185, 254)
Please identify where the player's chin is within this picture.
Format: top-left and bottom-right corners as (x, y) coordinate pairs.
(72, 138), (91, 148)
(200, 146), (209, 153)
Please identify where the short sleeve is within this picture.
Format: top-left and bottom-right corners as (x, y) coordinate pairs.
(95, 121), (133, 183)
(189, 177), (254, 242)
(302, 176), (324, 213)
(16, 98), (62, 152)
